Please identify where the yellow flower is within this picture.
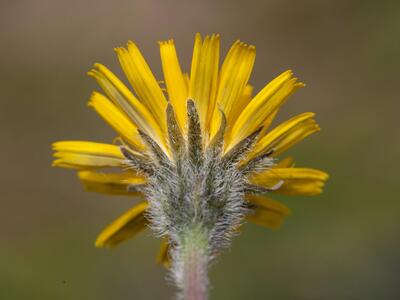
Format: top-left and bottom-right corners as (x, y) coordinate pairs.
(52, 33), (328, 268)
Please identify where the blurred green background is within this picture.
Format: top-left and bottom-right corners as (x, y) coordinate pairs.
(1, 0), (399, 299)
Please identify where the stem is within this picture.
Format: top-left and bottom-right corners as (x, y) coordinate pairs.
(176, 227), (209, 300)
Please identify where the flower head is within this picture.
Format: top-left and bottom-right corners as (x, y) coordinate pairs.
(52, 33), (328, 296)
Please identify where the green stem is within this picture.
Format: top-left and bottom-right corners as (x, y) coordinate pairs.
(178, 227), (209, 300)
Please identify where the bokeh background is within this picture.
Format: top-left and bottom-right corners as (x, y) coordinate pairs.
(1, 0), (399, 299)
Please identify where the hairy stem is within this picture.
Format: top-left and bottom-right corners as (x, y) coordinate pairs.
(176, 227), (209, 300)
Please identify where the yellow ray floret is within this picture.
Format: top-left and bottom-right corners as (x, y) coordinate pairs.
(159, 39), (188, 131)
(210, 41), (256, 139)
(245, 194), (291, 229)
(250, 167), (329, 196)
(156, 238), (171, 268)
(78, 170), (146, 195)
(275, 157), (295, 168)
(88, 64), (167, 153)
(189, 33), (220, 135)
(270, 119), (320, 157)
(227, 70), (305, 151)
(52, 141), (125, 169)
(115, 42), (168, 132)
(88, 92), (144, 150)
(247, 112), (318, 161)
(227, 84), (253, 134)
(95, 201), (149, 248)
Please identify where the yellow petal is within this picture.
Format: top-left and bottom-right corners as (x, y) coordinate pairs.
(88, 64), (167, 152)
(88, 92), (143, 150)
(183, 72), (190, 91)
(246, 194), (291, 214)
(159, 39), (188, 131)
(227, 70), (305, 151)
(156, 238), (171, 268)
(258, 109), (278, 138)
(228, 84), (253, 129)
(276, 157), (295, 168)
(95, 202), (148, 248)
(216, 42), (255, 122)
(115, 42), (168, 132)
(52, 141), (125, 169)
(210, 42), (256, 139)
(277, 180), (327, 196)
(245, 194), (291, 229)
(189, 33), (220, 135)
(271, 120), (320, 157)
(52, 141), (123, 156)
(249, 167), (329, 196)
(190, 33), (202, 86)
(248, 112), (316, 160)
(78, 170), (146, 195)
(246, 208), (288, 229)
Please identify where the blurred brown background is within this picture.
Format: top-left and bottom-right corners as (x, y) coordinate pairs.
(1, 0), (399, 299)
